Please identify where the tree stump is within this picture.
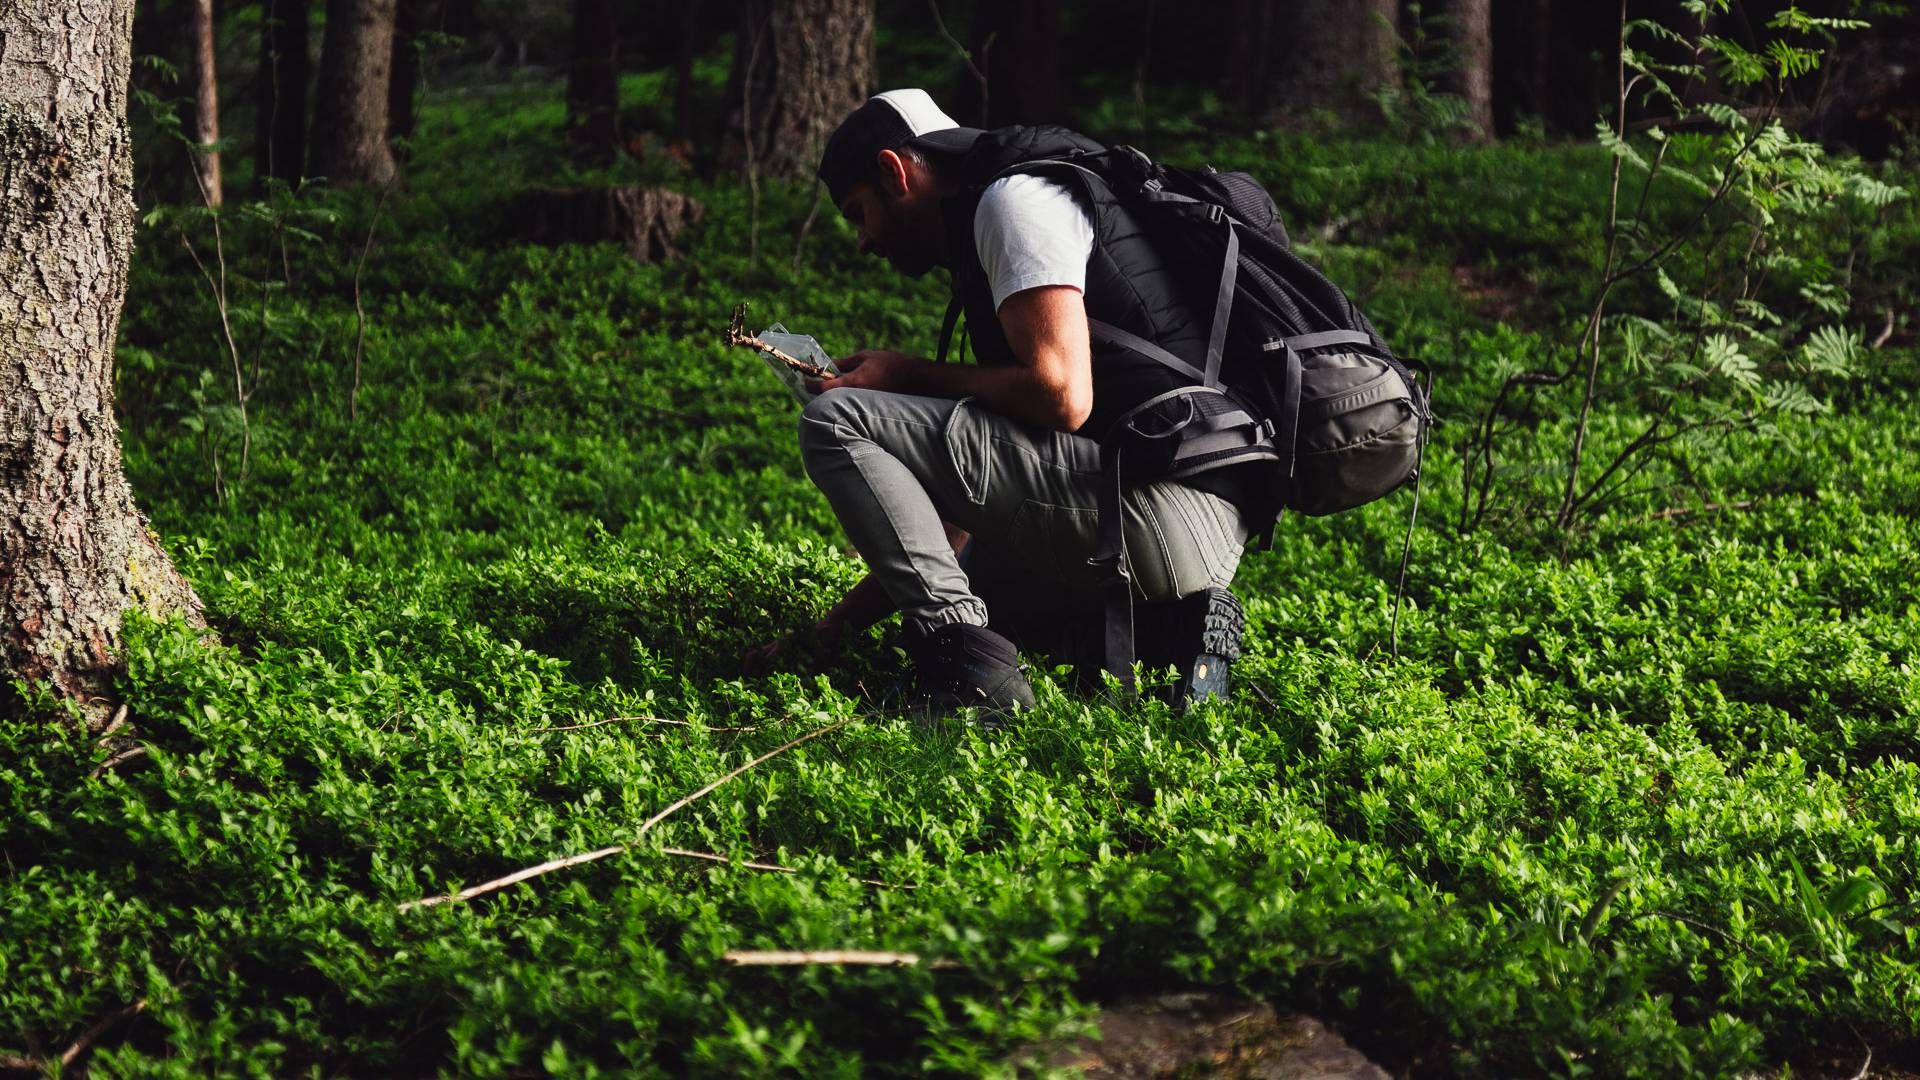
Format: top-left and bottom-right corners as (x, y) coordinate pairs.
(512, 186), (707, 263)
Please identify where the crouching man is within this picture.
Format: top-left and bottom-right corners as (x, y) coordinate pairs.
(761, 89), (1257, 717)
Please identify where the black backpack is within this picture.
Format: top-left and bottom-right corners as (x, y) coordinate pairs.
(941, 135), (1435, 687)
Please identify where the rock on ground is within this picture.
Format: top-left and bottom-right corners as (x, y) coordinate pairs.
(1015, 992), (1389, 1079)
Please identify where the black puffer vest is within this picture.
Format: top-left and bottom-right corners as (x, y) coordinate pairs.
(936, 127), (1258, 510)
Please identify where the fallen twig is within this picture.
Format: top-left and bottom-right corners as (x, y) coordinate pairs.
(661, 847), (912, 890)
(400, 716), (855, 911)
(724, 302), (832, 378)
(95, 703), (131, 745)
(3, 998), (151, 1071)
(89, 746), (149, 780)
(1641, 499), (1756, 522)
(1870, 309), (1895, 350)
(531, 716), (761, 734)
(60, 999), (147, 1068)
(724, 950), (959, 969)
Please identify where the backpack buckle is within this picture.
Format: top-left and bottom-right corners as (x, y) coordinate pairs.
(1087, 550), (1131, 587)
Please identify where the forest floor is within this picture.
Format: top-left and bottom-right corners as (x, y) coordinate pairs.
(4, 71), (1920, 1076)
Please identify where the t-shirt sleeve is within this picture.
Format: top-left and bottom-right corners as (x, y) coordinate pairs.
(972, 174), (1095, 311)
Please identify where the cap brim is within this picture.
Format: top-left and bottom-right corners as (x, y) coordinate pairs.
(904, 127), (987, 158)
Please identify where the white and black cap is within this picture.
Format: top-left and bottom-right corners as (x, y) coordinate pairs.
(817, 88), (984, 204)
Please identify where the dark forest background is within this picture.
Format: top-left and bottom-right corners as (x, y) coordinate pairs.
(128, 0), (1919, 210)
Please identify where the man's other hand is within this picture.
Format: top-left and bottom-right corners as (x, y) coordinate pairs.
(807, 349), (922, 395)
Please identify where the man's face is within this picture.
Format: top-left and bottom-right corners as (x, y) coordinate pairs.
(837, 161), (938, 277)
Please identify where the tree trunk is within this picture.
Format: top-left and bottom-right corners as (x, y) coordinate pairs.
(565, 0), (620, 159)
(955, 0), (1060, 127)
(389, 0), (434, 149)
(188, 0), (224, 204)
(721, 0), (874, 181)
(0, 0), (205, 715)
(671, 0), (704, 152)
(256, 0), (310, 190)
(1448, 0), (1494, 140)
(1271, 0), (1399, 123)
(312, 0), (398, 186)
(1227, 0), (1279, 120)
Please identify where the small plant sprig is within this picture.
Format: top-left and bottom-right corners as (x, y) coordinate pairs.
(724, 302), (833, 378)
(1458, 0), (1907, 537)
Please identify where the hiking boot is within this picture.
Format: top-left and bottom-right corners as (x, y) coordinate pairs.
(901, 622), (1036, 720)
(1136, 586), (1245, 705)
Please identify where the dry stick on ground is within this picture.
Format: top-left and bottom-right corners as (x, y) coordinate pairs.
(1643, 499), (1757, 522)
(531, 715), (762, 735)
(724, 302), (833, 378)
(89, 746), (150, 780)
(400, 716), (856, 911)
(661, 846), (912, 890)
(349, 184), (393, 423)
(1, 999), (153, 1071)
(95, 703), (131, 744)
(724, 950), (960, 968)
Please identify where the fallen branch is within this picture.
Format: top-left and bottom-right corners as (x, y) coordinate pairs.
(724, 950), (959, 969)
(661, 847), (912, 890)
(95, 703), (131, 745)
(3, 999), (151, 1072)
(724, 302), (832, 378)
(1870, 309), (1895, 350)
(531, 716), (761, 734)
(59, 999), (147, 1068)
(89, 746), (149, 780)
(400, 716), (855, 911)
(1641, 499), (1756, 522)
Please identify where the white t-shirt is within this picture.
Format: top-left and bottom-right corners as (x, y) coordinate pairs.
(972, 174), (1095, 311)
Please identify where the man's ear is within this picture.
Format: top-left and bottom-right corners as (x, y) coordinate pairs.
(874, 148), (911, 198)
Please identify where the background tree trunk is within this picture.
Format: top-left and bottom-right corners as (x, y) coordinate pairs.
(389, 0), (435, 150)
(1271, 0), (1399, 123)
(565, 0), (620, 159)
(256, 0), (311, 190)
(312, 0), (399, 186)
(721, 0), (874, 181)
(671, 0), (705, 154)
(1448, 0), (1494, 140)
(0, 0), (205, 714)
(954, 0), (1060, 127)
(188, 0), (224, 204)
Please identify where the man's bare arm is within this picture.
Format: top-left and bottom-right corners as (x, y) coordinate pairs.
(808, 285), (1094, 433)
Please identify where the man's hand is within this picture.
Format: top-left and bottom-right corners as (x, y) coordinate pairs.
(806, 349), (924, 395)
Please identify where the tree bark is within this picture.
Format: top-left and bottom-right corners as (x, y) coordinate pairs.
(565, 0), (620, 159)
(1271, 0), (1400, 123)
(0, 0), (205, 714)
(256, 0), (311, 190)
(955, 0), (1060, 127)
(1448, 0), (1494, 140)
(671, 0), (705, 150)
(312, 0), (399, 186)
(721, 0), (874, 181)
(1227, 0), (1279, 120)
(389, 0), (434, 149)
(188, 0), (224, 204)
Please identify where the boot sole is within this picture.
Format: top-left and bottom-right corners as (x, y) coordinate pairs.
(1180, 587), (1244, 705)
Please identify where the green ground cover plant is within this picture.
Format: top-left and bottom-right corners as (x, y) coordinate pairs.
(5, 51), (1919, 1079)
